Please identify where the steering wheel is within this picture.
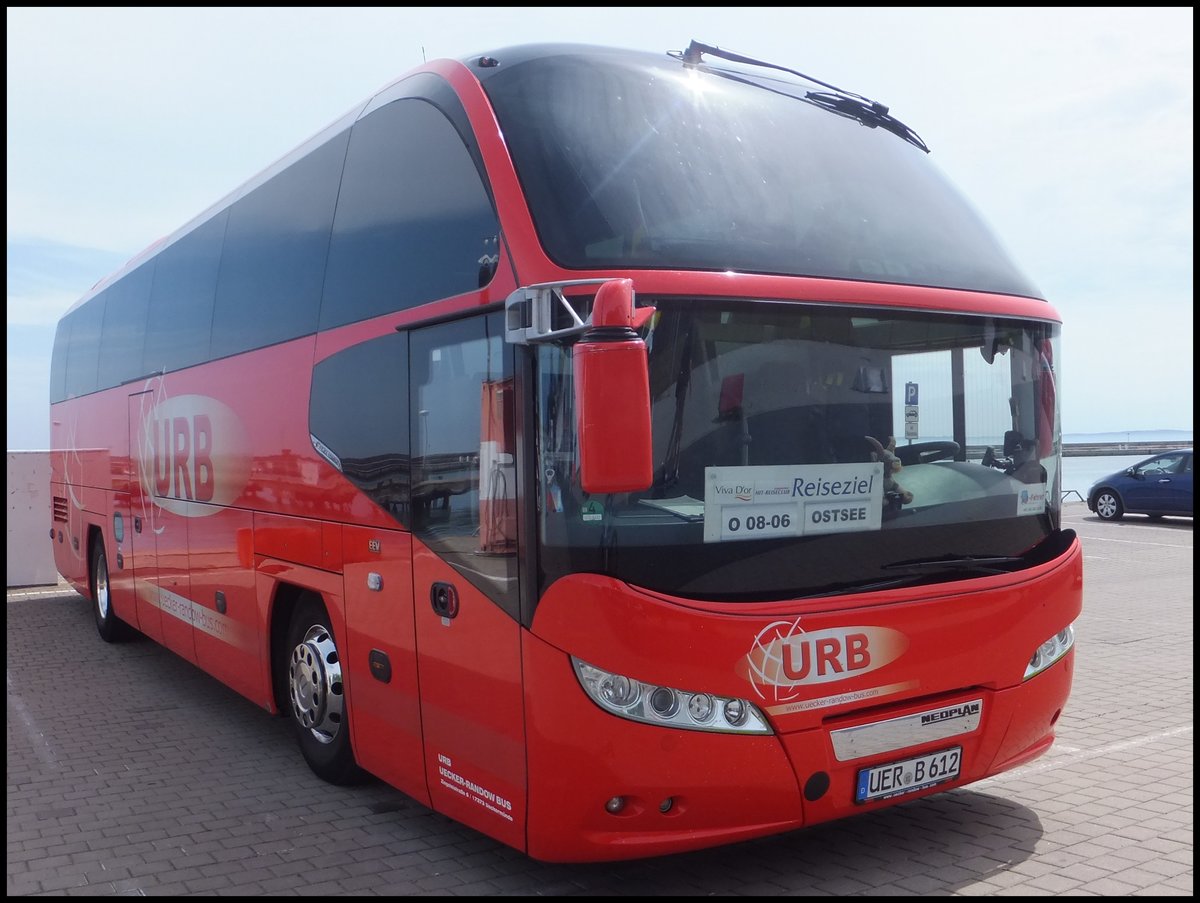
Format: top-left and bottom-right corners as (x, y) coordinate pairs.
(895, 441), (961, 466)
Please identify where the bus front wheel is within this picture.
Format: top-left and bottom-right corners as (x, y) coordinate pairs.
(285, 595), (362, 784)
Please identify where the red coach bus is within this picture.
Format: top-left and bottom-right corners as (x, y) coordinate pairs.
(48, 41), (1081, 862)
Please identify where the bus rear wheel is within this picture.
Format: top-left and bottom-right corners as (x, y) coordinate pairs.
(285, 596), (363, 785)
(90, 539), (129, 642)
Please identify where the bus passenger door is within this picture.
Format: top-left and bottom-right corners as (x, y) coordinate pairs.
(342, 526), (427, 805)
(128, 390), (196, 662)
(409, 316), (527, 851)
(127, 392), (163, 643)
(412, 545), (525, 850)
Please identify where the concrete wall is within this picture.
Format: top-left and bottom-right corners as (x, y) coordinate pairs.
(7, 451), (60, 587)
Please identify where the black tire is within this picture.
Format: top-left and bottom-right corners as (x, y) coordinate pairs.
(284, 595), (363, 785)
(1092, 489), (1124, 521)
(90, 539), (130, 642)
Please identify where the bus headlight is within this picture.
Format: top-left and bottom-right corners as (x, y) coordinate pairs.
(1024, 623), (1076, 680)
(572, 658), (772, 734)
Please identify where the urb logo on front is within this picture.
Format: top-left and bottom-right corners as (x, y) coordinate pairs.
(743, 617), (908, 703)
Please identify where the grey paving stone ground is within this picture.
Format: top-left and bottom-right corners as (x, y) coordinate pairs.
(7, 503), (1192, 895)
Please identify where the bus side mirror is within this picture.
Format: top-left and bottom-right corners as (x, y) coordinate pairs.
(572, 279), (654, 494)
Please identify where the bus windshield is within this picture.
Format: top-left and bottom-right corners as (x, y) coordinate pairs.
(536, 301), (1061, 601)
(482, 47), (1041, 298)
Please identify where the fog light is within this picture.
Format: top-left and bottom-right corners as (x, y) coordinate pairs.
(605, 796), (626, 814)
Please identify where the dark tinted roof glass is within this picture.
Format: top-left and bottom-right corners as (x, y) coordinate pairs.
(480, 47), (1041, 298)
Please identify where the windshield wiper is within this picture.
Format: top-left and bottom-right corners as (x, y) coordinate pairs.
(670, 40), (930, 154)
(883, 530), (1078, 576)
(802, 92), (929, 153)
(881, 555), (1025, 575)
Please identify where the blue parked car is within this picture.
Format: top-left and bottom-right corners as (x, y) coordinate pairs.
(1087, 449), (1193, 520)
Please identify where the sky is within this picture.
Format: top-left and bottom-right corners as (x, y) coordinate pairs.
(6, 6), (1194, 449)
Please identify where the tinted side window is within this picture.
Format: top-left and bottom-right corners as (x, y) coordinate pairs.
(97, 260), (154, 390)
(63, 296), (105, 399)
(211, 132), (349, 358)
(319, 100), (499, 330)
(50, 316), (71, 404)
(410, 314), (517, 614)
(309, 332), (410, 522)
(144, 210), (227, 374)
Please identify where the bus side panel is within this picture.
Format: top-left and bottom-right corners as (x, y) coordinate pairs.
(189, 504), (268, 708)
(105, 488), (140, 630)
(412, 539), (526, 851)
(125, 392), (165, 643)
(342, 524), (429, 806)
(153, 501), (197, 663)
(48, 462), (87, 596)
(49, 478), (84, 595)
(49, 395), (116, 593)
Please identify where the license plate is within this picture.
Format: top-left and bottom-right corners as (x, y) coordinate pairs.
(855, 746), (962, 803)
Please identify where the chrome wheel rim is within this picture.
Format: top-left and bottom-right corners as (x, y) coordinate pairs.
(289, 624), (344, 744)
(95, 552), (110, 619)
(1097, 493), (1119, 519)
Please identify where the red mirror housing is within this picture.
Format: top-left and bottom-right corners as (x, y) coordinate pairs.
(572, 279), (654, 494)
